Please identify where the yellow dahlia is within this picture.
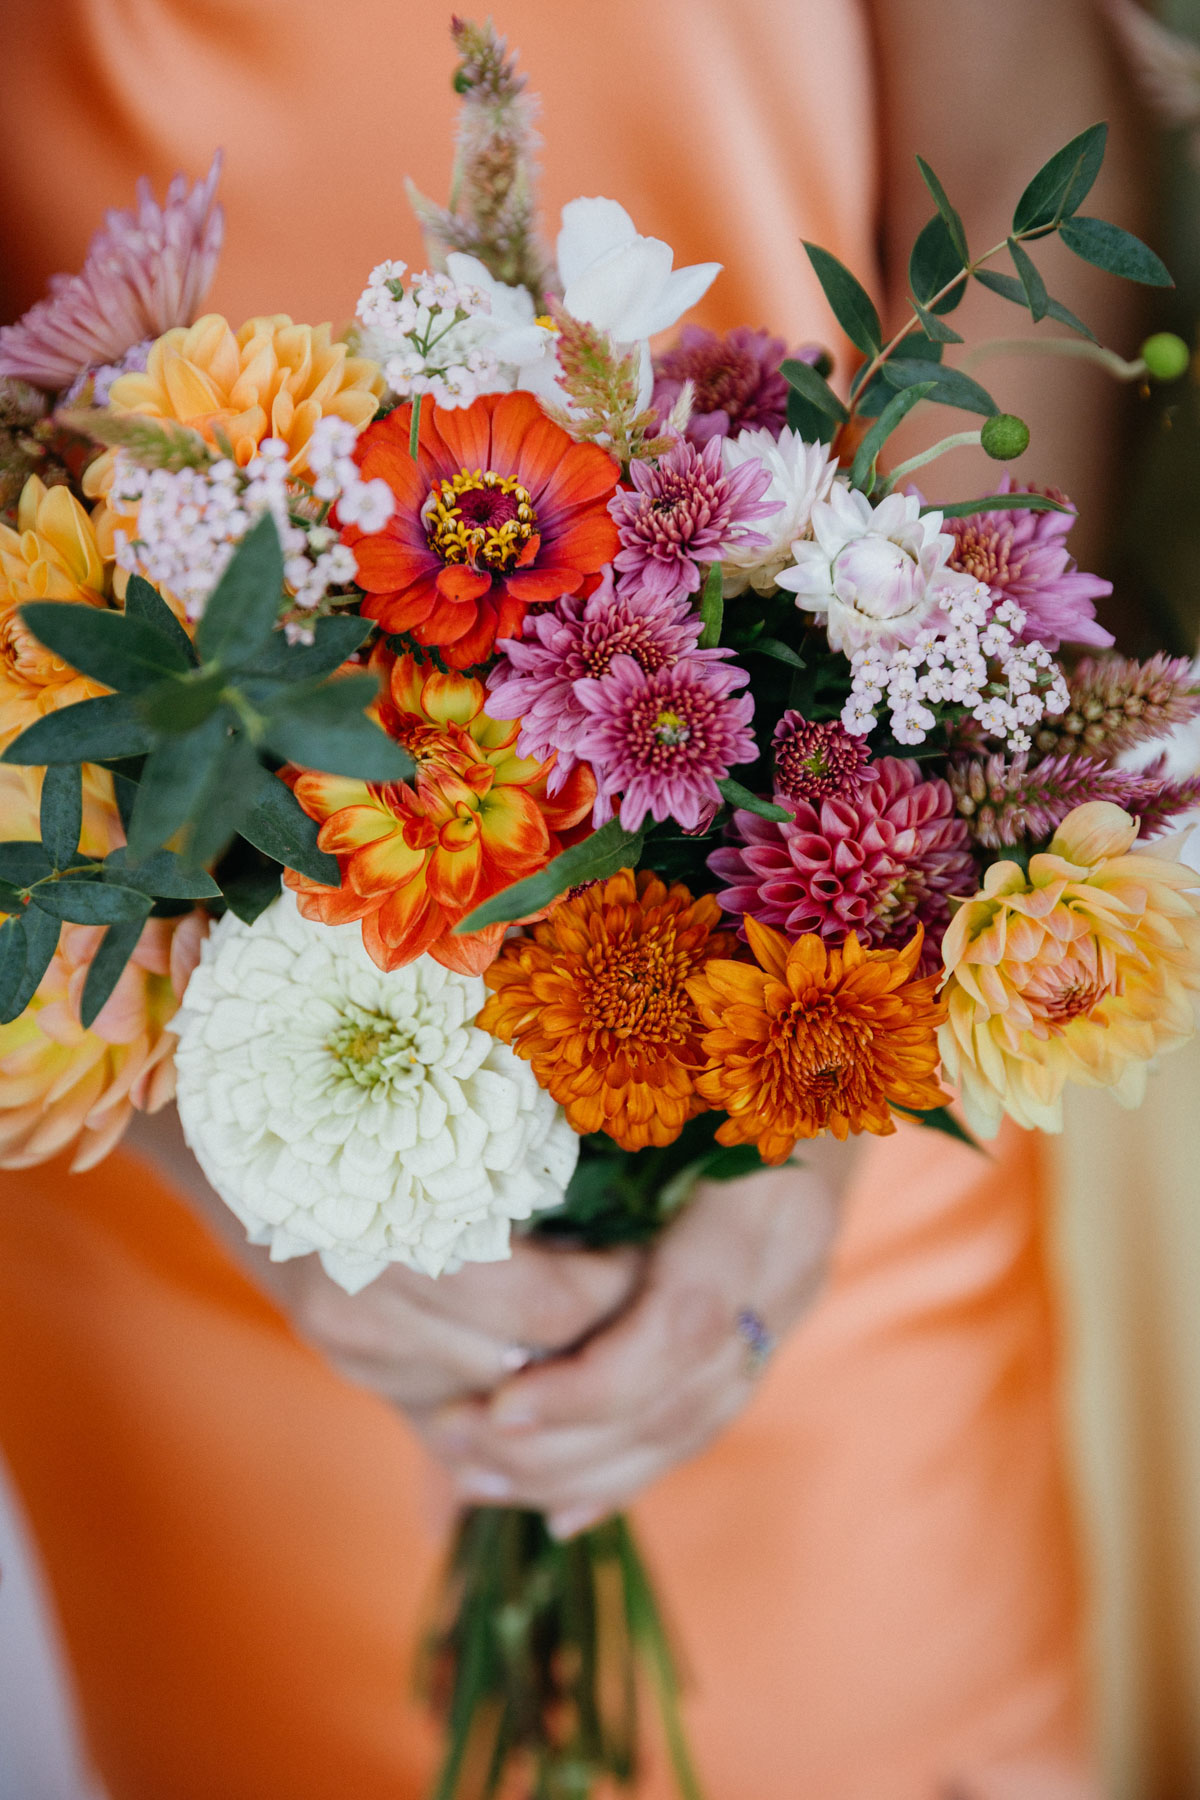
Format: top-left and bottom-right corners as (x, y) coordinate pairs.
(687, 919), (946, 1163)
(939, 801), (1200, 1137)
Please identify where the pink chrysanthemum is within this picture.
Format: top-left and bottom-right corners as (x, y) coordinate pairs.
(651, 326), (816, 445)
(485, 569), (704, 791)
(709, 756), (975, 971)
(576, 653), (757, 833)
(0, 156), (224, 392)
(610, 436), (775, 604)
(772, 712), (875, 805)
(946, 476), (1113, 651)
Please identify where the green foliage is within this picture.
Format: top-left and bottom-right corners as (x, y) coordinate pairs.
(456, 819), (644, 934)
(697, 562), (723, 649)
(715, 779), (790, 822)
(780, 357), (847, 424)
(39, 764), (81, 870)
(1, 694), (154, 764)
(915, 156), (968, 261)
(195, 513), (288, 666)
(80, 920), (146, 1028)
(1012, 123), (1108, 235)
(931, 492), (1070, 520)
(802, 242), (882, 355)
(850, 381), (936, 494)
(908, 214), (967, 316)
(261, 675), (415, 781)
(237, 778), (339, 888)
(1059, 216), (1173, 287)
(18, 602), (191, 692)
(881, 359), (998, 417)
(972, 267), (1096, 340)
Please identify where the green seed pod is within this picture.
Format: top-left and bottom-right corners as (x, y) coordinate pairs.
(980, 413), (1031, 460)
(1140, 332), (1191, 383)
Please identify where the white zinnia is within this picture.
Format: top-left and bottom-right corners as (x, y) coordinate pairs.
(718, 427), (840, 596)
(174, 894), (578, 1292)
(776, 485), (974, 656)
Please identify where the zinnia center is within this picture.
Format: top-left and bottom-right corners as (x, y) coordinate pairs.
(424, 468), (537, 574)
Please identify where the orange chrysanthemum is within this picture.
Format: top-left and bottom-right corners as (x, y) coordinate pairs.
(286, 644), (596, 976)
(345, 391), (621, 669)
(478, 868), (737, 1152)
(687, 918), (947, 1162)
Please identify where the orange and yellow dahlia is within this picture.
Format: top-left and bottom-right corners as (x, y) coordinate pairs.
(939, 801), (1200, 1137)
(345, 391), (621, 668)
(478, 868), (737, 1151)
(687, 919), (946, 1162)
(286, 644), (596, 976)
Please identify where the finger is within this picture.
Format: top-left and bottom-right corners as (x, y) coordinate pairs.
(389, 1238), (645, 1353)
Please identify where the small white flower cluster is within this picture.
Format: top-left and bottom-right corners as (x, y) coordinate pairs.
(356, 258), (499, 408)
(841, 585), (1070, 753)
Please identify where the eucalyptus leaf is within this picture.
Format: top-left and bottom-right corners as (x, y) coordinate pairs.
(195, 513), (287, 666)
(915, 156), (968, 261)
(126, 707), (234, 861)
(0, 842), (52, 885)
(29, 879), (153, 925)
(972, 267), (1097, 340)
(39, 763), (82, 870)
(0, 693), (155, 765)
(780, 358), (848, 422)
(1007, 237), (1048, 322)
(911, 298), (963, 345)
(908, 214), (967, 316)
(747, 637), (806, 671)
(802, 243), (882, 356)
(237, 614), (372, 682)
(785, 385), (836, 444)
(0, 881), (26, 914)
(123, 574), (198, 665)
(220, 869), (285, 925)
(138, 668), (228, 734)
(929, 492), (1071, 519)
(102, 846), (221, 900)
(716, 779), (791, 822)
(0, 917), (28, 1020)
(237, 776), (340, 887)
(697, 1143), (768, 1182)
(262, 677), (416, 781)
(851, 381), (937, 493)
(18, 602), (190, 693)
(2, 905), (60, 1022)
(187, 731), (267, 866)
(697, 563), (723, 649)
(882, 359), (998, 417)
(1012, 122), (1108, 234)
(1058, 216), (1173, 287)
(455, 820), (644, 934)
(80, 919), (145, 1029)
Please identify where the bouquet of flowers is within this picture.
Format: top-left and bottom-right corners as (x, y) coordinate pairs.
(2, 16), (1200, 1798)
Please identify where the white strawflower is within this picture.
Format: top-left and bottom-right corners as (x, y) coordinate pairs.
(719, 427), (839, 595)
(174, 894), (578, 1292)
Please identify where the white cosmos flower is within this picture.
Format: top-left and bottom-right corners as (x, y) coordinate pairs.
(718, 427), (840, 596)
(174, 894), (578, 1293)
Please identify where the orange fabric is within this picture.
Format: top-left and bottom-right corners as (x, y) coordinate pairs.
(0, 4), (1094, 1795)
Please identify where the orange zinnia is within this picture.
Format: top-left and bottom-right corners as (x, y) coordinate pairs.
(478, 868), (737, 1152)
(344, 391), (621, 669)
(687, 919), (946, 1163)
(285, 644), (596, 976)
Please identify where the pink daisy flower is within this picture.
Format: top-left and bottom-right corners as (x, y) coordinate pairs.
(946, 475), (1114, 651)
(610, 435), (775, 604)
(652, 325), (817, 444)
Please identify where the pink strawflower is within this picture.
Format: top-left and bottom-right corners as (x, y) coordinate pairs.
(709, 756), (975, 971)
(485, 569), (703, 788)
(609, 435), (775, 604)
(946, 476), (1113, 651)
(772, 712), (875, 805)
(0, 155), (224, 393)
(576, 653), (757, 832)
(651, 325), (816, 445)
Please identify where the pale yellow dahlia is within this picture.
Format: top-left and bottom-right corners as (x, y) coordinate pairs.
(939, 801), (1200, 1137)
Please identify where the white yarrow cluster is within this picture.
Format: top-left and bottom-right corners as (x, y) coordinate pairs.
(174, 894), (579, 1292)
(718, 427), (839, 596)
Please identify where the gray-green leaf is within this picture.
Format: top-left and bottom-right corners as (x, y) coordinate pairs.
(1058, 216), (1173, 288)
(1012, 122), (1108, 234)
(455, 819), (643, 934)
(195, 513), (287, 667)
(40, 763), (82, 870)
(237, 776), (340, 887)
(802, 243), (882, 356)
(0, 693), (156, 765)
(18, 603), (190, 693)
(80, 919), (146, 1029)
(717, 779), (791, 822)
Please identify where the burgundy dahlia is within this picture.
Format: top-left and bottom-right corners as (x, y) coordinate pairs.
(946, 475), (1113, 651)
(652, 325), (811, 445)
(772, 712), (875, 805)
(610, 435), (774, 604)
(709, 756), (975, 970)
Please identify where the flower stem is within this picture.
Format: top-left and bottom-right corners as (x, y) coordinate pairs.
(878, 430), (984, 492)
(958, 336), (1146, 381)
(409, 392), (423, 460)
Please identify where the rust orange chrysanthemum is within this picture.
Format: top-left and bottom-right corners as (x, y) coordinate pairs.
(478, 867), (737, 1152)
(344, 391), (621, 669)
(285, 644), (596, 976)
(686, 918), (947, 1162)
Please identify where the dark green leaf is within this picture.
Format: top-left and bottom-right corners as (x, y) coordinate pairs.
(929, 492), (1072, 519)
(123, 574), (198, 665)
(802, 243), (882, 356)
(908, 214), (967, 316)
(40, 763), (82, 869)
(80, 919), (145, 1029)
(973, 267), (1098, 340)
(912, 298), (963, 344)
(747, 637), (806, 671)
(137, 668), (229, 734)
(1, 906), (60, 1022)
(126, 708), (234, 861)
(851, 381), (937, 494)
(1007, 237), (1048, 322)
(716, 779), (791, 822)
(195, 513), (286, 666)
(237, 614), (372, 682)
(892, 1102), (984, 1153)
(780, 357), (848, 422)
(0, 880), (26, 914)
(1012, 122), (1108, 234)
(186, 731), (266, 867)
(30, 879), (152, 925)
(915, 156), (968, 261)
(102, 846), (220, 899)
(0, 917), (28, 1019)
(0, 693), (156, 766)
(697, 563), (723, 649)
(0, 842), (51, 885)
(455, 819), (644, 934)
(262, 676), (415, 781)
(18, 603), (190, 692)
(785, 385), (835, 444)
(237, 776), (340, 887)
(1058, 216), (1173, 287)
(883, 359), (998, 417)
(697, 1143), (767, 1182)
(220, 869), (284, 925)
(111, 769), (140, 833)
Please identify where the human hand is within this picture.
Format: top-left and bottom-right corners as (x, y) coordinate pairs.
(419, 1154), (845, 1536)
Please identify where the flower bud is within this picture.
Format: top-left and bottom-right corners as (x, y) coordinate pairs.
(981, 413), (1031, 460)
(1140, 332), (1190, 383)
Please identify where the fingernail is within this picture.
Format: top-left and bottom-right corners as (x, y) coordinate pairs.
(499, 1344), (533, 1373)
(459, 1469), (513, 1502)
(548, 1506), (605, 1542)
(491, 1397), (538, 1432)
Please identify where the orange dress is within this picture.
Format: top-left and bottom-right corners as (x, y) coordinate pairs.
(0, 3), (1095, 1796)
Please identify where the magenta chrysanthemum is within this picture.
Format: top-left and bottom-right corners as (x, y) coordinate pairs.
(946, 476), (1113, 651)
(0, 156), (224, 392)
(709, 756), (975, 971)
(609, 436), (775, 604)
(772, 712), (875, 805)
(651, 325), (814, 445)
(575, 653), (757, 833)
(485, 569), (703, 789)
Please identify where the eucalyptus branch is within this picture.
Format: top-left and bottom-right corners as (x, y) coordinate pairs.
(878, 430), (984, 493)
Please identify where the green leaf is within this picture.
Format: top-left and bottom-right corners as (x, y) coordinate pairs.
(455, 819), (644, 934)
(237, 614), (372, 682)
(697, 1143), (767, 1182)
(802, 243), (882, 356)
(891, 1102), (984, 1153)
(697, 563), (723, 649)
(30, 879), (153, 925)
(908, 214), (967, 316)
(1, 906), (60, 1023)
(912, 298), (963, 345)
(80, 919), (145, 1029)
(1058, 216), (1173, 287)
(851, 381), (937, 493)
(1012, 122), (1108, 234)
(237, 776), (340, 887)
(126, 708), (234, 861)
(18, 602), (190, 693)
(0, 917), (29, 1020)
(781, 357), (848, 422)
(716, 779), (791, 822)
(929, 492), (1071, 519)
(915, 156), (968, 261)
(220, 869), (284, 925)
(0, 842), (52, 885)
(882, 359), (998, 417)
(0, 693), (156, 765)
(123, 574), (198, 666)
(0, 880), (26, 914)
(40, 763), (82, 870)
(195, 513), (286, 666)
(262, 676), (416, 781)
(972, 267), (1098, 341)
(1007, 237), (1048, 322)
(187, 731), (267, 868)
(747, 637), (806, 671)
(137, 668), (229, 734)
(102, 846), (220, 900)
